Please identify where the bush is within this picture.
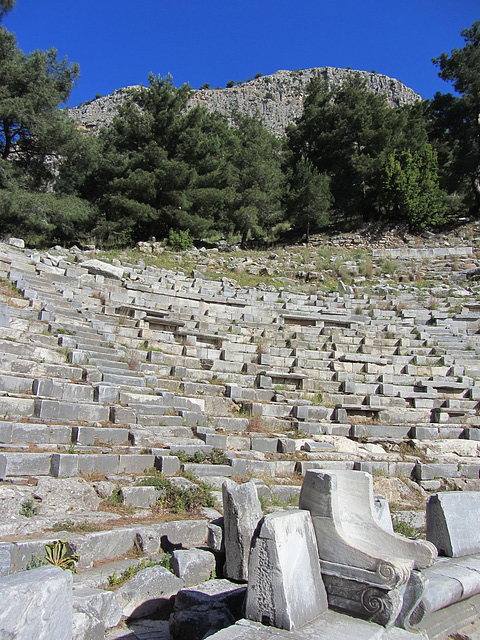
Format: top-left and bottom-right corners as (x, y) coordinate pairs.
(160, 482), (215, 513)
(168, 228), (193, 251)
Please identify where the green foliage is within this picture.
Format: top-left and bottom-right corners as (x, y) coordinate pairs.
(106, 486), (124, 505)
(20, 499), (38, 518)
(168, 228), (193, 251)
(0, 0), (15, 19)
(393, 518), (416, 538)
(0, 190), (94, 247)
(26, 554), (48, 570)
(285, 156), (333, 239)
(286, 74), (430, 226)
(226, 80), (235, 88)
(136, 475), (171, 489)
(383, 144), (447, 231)
(0, 26), (79, 186)
(107, 556), (171, 587)
(44, 539), (79, 572)
(430, 21), (480, 213)
(159, 480), (215, 513)
(174, 448), (229, 465)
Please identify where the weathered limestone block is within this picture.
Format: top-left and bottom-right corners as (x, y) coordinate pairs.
(34, 477), (101, 514)
(222, 479), (263, 581)
(73, 587), (122, 629)
(246, 510), (328, 630)
(72, 601), (104, 640)
(80, 258), (124, 280)
(120, 486), (160, 508)
(426, 491), (480, 557)
(115, 565), (184, 618)
(0, 566), (73, 640)
(171, 548), (216, 587)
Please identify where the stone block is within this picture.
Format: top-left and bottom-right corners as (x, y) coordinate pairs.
(4, 452), (52, 476)
(0, 543), (13, 577)
(153, 520), (208, 550)
(72, 601), (104, 640)
(93, 384), (120, 404)
(121, 486), (160, 508)
(222, 479), (263, 582)
(0, 454), (6, 480)
(0, 396), (35, 418)
(0, 566), (72, 640)
(169, 579), (245, 640)
(277, 437), (295, 454)
(245, 510), (327, 630)
(73, 586), (123, 630)
(205, 434), (228, 448)
(50, 453), (79, 477)
(77, 454), (119, 476)
(80, 258), (124, 280)
(427, 491), (480, 557)
(134, 527), (162, 555)
(85, 528), (137, 564)
(250, 437), (278, 453)
(184, 463), (233, 477)
(171, 548), (216, 587)
(207, 522), (224, 552)
(117, 454), (155, 474)
(115, 565), (184, 618)
(155, 455), (180, 476)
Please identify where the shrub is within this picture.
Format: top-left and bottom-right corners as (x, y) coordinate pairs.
(168, 228), (193, 251)
(160, 482), (215, 513)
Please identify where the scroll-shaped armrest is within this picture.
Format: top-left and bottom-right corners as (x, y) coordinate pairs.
(299, 470), (437, 589)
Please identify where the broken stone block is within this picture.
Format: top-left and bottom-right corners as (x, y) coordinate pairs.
(169, 579), (245, 640)
(222, 479), (263, 582)
(72, 600), (104, 640)
(171, 548), (216, 587)
(33, 477), (101, 514)
(0, 566), (72, 640)
(115, 565), (184, 618)
(72, 587), (122, 629)
(134, 527), (161, 555)
(245, 510), (327, 630)
(80, 258), (124, 280)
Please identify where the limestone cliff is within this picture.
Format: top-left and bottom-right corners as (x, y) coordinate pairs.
(69, 67), (421, 137)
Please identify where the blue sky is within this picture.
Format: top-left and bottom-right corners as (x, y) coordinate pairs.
(4, 0), (479, 107)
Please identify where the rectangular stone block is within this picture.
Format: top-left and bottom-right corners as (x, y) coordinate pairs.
(0, 397), (34, 418)
(117, 454), (155, 474)
(154, 455), (180, 476)
(50, 453), (79, 478)
(77, 454), (119, 476)
(93, 383), (120, 403)
(4, 452), (52, 476)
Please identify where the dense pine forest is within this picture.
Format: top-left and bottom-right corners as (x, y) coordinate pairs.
(0, 0), (479, 248)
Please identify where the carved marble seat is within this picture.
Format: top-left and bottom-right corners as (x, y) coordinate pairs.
(299, 469), (437, 628)
(299, 470), (480, 639)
